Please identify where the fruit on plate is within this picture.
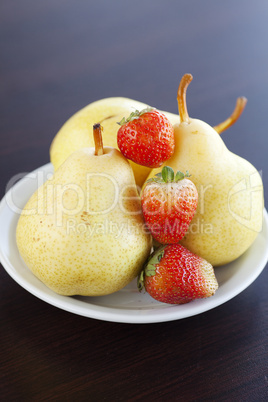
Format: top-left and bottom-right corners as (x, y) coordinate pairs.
(141, 166), (198, 243)
(117, 108), (175, 167)
(50, 97), (180, 188)
(16, 124), (152, 296)
(146, 74), (264, 266)
(138, 244), (218, 304)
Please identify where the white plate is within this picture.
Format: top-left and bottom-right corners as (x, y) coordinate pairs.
(0, 163), (268, 324)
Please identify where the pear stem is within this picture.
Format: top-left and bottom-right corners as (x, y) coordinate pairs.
(177, 74), (193, 123)
(93, 124), (104, 156)
(213, 97), (247, 134)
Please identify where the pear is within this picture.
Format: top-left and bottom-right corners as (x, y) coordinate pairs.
(50, 97), (180, 188)
(147, 74), (264, 266)
(16, 124), (152, 296)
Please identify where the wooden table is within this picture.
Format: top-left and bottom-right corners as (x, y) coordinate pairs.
(1, 1), (267, 400)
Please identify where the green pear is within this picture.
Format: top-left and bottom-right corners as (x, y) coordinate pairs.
(50, 97), (180, 188)
(147, 74), (264, 266)
(16, 124), (152, 296)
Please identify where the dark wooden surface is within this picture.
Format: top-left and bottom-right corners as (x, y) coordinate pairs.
(1, 1), (268, 401)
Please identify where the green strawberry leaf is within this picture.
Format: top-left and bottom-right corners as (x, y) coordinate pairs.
(185, 170), (191, 177)
(137, 270), (145, 292)
(146, 177), (164, 183)
(145, 263), (157, 277)
(139, 107), (154, 116)
(144, 246), (166, 277)
(138, 246), (166, 292)
(162, 166), (174, 183)
(174, 170), (192, 182)
(146, 167), (191, 185)
(175, 171), (185, 181)
(117, 107), (154, 126)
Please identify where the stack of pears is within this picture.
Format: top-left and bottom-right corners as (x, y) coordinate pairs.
(16, 124), (152, 296)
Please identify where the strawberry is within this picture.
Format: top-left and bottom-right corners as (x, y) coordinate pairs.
(117, 108), (175, 168)
(141, 166), (198, 244)
(138, 244), (218, 304)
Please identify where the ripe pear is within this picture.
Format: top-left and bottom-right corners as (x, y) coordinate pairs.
(16, 125), (152, 296)
(50, 97), (180, 188)
(147, 74), (264, 266)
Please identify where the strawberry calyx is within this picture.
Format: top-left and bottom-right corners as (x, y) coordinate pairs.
(117, 107), (155, 126)
(146, 166), (191, 184)
(137, 245), (166, 292)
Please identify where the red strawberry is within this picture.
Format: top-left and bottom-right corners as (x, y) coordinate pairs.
(138, 244), (218, 304)
(141, 166), (198, 244)
(117, 108), (175, 168)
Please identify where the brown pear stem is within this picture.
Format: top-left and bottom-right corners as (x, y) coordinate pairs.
(177, 74), (193, 123)
(213, 97), (247, 134)
(93, 123), (104, 155)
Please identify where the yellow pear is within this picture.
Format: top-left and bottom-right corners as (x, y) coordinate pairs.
(147, 74), (264, 266)
(50, 97), (180, 188)
(17, 125), (152, 296)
